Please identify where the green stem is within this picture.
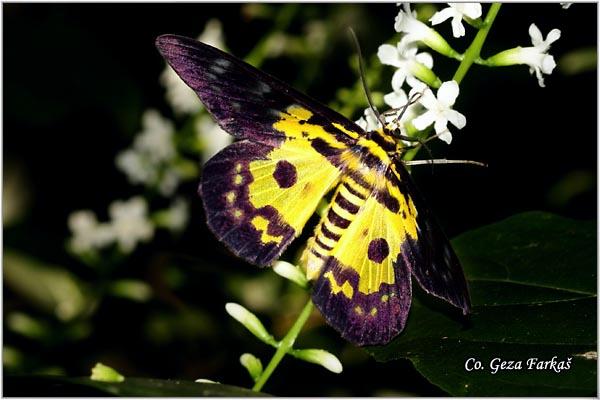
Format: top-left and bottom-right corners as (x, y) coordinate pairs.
(252, 300), (314, 392)
(452, 3), (501, 84)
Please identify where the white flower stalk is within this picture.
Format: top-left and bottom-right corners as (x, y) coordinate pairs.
(430, 3), (483, 38)
(486, 23), (561, 87)
(108, 197), (155, 253)
(195, 114), (233, 164)
(412, 80), (466, 144)
(68, 210), (113, 254)
(394, 3), (457, 58)
(378, 40), (435, 88)
(160, 19), (226, 115)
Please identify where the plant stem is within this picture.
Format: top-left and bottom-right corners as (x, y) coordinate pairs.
(252, 299), (314, 392)
(452, 3), (501, 84)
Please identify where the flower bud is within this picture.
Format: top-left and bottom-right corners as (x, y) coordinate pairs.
(293, 349), (343, 373)
(273, 261), (308, 288)
(240, 353), (264, 381)
(225, 303), (275, 345)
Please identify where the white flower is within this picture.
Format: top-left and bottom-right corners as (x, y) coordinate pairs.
(394, 3), (434, 44)
(115, 149), (155, 185)
(195, 115), (233, 164)
(525, 24), (561, 87)
(412, 80), (466, 144)
(116, 109), (183, 196)
(486, 24), (560, 88)
(394, 3), (455, 57)
(157, 168), (181, 197)
(163, 198), (190, 233)
(160, 19), (225, 114)
(430, 3), (482, 38)
(108, 197), (154, 253)
(68, 210), (113, 254)
(198, 19), (226, 50)
(378, 40), (433, 89)
(355, 107), (382, 132)
(135, 110), (176, 163)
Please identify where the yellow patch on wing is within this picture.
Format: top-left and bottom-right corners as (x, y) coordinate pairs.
(303, 175), (419, 295)
(251, 215), (284, 244)
(273, 105), (349, 149)
(324, 271), (354, 299)
(332, 122), (360, 139)
(245, 105), (353, 239)
(247, 143), (340, 235)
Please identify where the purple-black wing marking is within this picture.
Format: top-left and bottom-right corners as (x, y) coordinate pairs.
(155, 34), (361, 146)
(394, 160), (471, 314)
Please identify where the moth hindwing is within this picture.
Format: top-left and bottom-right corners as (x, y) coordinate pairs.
(156, 34), (471, 346)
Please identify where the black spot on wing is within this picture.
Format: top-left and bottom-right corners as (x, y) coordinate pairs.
(200, 140), (296, 266)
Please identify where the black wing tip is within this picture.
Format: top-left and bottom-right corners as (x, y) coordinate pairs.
(155, 34), (194, 52)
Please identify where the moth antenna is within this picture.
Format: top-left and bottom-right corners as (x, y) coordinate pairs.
(348, 27), (386, 130)
(404, 159), (488, 168)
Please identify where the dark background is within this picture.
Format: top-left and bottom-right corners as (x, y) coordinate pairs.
(3, 3), (597, 396)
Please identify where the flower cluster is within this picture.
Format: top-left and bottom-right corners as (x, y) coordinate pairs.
(68, 196), (189, 256)
(116, 109), (182, 196)
(357, 3), (561, 146)
(68, 19), (231, 258)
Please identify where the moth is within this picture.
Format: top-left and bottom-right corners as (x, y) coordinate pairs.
(156, 34), (471, 346)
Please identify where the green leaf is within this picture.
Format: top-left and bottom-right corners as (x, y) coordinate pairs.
(4, 376), (268, 396)
(367, 212), (596, 396)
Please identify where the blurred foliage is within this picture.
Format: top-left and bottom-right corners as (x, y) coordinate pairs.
(3, 3), (597, 396)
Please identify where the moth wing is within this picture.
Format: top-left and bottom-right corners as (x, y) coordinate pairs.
(155, 34), (362, 146)
(202, 139), (342, 266)
(392, 161), (471, 314)
(304, 176), (417, 346)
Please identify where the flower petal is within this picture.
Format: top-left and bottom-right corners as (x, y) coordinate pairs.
(541, 54), (557, 74)
(451, 15), (466, 38)
(384, 90), (408, 109)
(529, 23), (543, 46)
(378, 44), (401, 67)
(453, 3), (482, 19)
(437, 129), (453, 144)
(412, 110), (436, 130)
(415, 52), (434, 69)
(429, 7), (455, 26)
(437, 80), (460, 107)
(434, 117), (449, 135)
(445, 109), (467, 129)
(417, 88), (439, 110)
(391, 68), (407, 91)
(545, 28), (561, 45)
